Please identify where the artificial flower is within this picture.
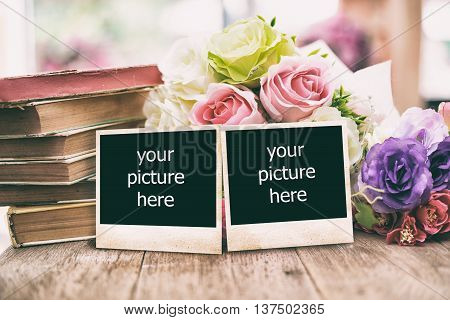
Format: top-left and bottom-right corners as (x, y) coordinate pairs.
(429, 136), (450, 191)
(144, 86), (193, 130)
(353, 201), (398, 235)
(191, 83), (265, 125)
(208, 16), (295, 87)
(328, 86), (374, 141)
(415, 190), (450, 235)
(345, 93), (373, 120)
(366, 122), (394, 149)
(373, 212), (399, 236)
(260, 55), (333, 122)
(158, 37), (213, 101)
(438, 102), (450, 128)
(393, 107), (448, 155)
(309, 107), (362, 165)
(386, 214), (427, 246)
(359, 137), (433, 213)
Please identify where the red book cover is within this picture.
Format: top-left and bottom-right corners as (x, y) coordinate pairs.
(0, 65), (162, 107)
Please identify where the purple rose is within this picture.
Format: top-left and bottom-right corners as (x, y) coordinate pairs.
(393, 107), (448, 155)
(359, 137), (433, 213)
(429, 136), (450, 191)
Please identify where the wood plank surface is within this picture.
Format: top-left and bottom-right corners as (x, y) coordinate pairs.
(0, 232), (448, 299)
(297, 232), (449, 299)
(133, 249), (320, 299)
(0, 240), (144, 299)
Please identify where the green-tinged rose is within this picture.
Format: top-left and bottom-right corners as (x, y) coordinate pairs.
(208, 16), (295, 87)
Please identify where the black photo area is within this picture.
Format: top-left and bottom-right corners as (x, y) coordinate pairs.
(226, 125), (348, 225)
(100, 130), (217, 228)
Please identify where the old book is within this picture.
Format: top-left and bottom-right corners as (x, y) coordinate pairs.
(0, 179), (95, 206)
(0, 119), (144, 160)
(7, 202), (95, 247)
(0, 153), (95, 184)
(0, 90), (149, 135)
(0, 65), (161, 106)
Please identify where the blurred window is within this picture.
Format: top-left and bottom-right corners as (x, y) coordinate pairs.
(2, 0), (448, 108)
(420, 0), (450, 103)
(34, 0), (223, 71)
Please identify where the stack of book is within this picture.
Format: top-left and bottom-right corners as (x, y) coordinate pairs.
(0, 65), (161, 247)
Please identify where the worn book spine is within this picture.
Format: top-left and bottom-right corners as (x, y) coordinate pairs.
(0, 152), (96, 185)
(5, 209), (20, 248)
(6, 203), (96, 248)
(0, 65), (162, 106)
(0, 119), (145, 161)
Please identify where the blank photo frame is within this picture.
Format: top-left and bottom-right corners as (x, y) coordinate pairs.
(96, 126), (222, 254)
(221, 121), (354, 251)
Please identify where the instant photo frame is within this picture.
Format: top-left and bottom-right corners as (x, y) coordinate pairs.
(221, 121), (354, 251)
(96, 126), (222, 254)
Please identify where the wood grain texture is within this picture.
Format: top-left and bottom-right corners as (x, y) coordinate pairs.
(133, 248), (320, 299)
(296, 232), (449, 299)
(0, 240), (144, 299)
(0, 232), (448, 299)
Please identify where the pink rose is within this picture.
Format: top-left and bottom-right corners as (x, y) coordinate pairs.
(415, 190), (450, 235)
(260, 56), (333, 122)
(386, 214), (427, 246)
(191, 83), (265, 125)
(438, 102), (450, 128)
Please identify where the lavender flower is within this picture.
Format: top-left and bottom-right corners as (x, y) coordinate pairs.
(429, 136), (450, 191)
(393, 107), (448, 155)
(359, 137), (433, 213)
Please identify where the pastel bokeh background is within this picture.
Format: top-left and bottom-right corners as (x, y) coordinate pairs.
(0, 0), (449, 110)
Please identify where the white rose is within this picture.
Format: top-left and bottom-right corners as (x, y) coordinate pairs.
(344, 118), (364, 166)
(158, 37), (213, 101)
(309, 106), (342, 121)
(346, 93), (373, 118)
(309, 107), (363, 165)
(143, 85), (194, 130)
(366, 110), (401, 149)
(339, 76), (380, 130)
(366, 125), (392, 149)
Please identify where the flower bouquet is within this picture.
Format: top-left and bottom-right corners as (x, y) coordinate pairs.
(354, 105), (449, 245)
(144, 16), (449, 246)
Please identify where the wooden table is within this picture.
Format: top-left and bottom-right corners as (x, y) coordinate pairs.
(0, 232), (448, 299)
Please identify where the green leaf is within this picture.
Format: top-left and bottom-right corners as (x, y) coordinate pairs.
(320, 53), (329, 58)
(308, 48), (321, 56)
(354, 201), (378, 230)
(270, 16), (276, 27)
(330, 86), (367, 125)
(257, 15), (265, 22)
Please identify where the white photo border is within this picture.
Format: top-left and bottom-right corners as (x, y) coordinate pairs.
(221, 121), (354, 252)
(96, 125), (222, 254)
